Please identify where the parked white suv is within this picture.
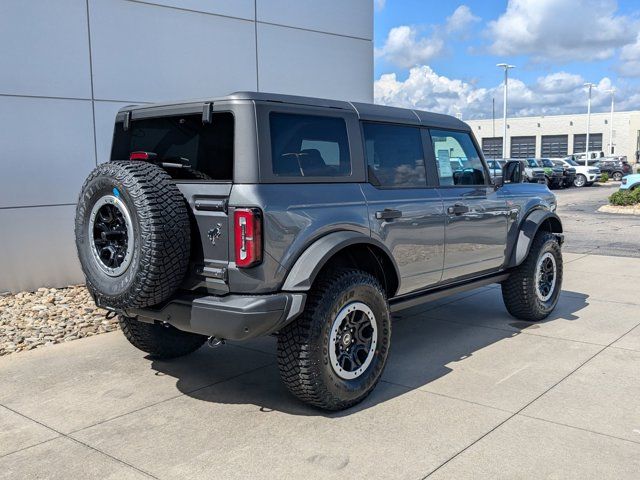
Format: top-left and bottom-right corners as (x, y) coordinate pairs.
(554, 157), (601, 187)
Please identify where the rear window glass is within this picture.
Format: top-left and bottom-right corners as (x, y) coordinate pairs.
(269, 112), (351, 177)
(111, 112), (234, 181)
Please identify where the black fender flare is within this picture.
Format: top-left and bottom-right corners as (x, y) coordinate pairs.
(281, 231), (400, 294)
(507, 209), (563, 268)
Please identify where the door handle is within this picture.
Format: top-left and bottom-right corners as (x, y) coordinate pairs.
(447, 204), (469, 215)
(375, 208), (402, 220)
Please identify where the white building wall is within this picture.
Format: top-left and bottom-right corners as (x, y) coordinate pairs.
(0, 0), (373, 293)
(466, 111), (640, 162)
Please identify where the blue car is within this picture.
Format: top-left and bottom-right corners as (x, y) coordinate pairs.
(620, 173), (640, 191)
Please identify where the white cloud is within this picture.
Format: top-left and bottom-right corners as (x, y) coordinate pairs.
(375, 0), (386, 12)
(377, 5), (479, 68)
(374, 65), (623, 119)
(375, 26), (444, 68)
(533, 72), (584, 93)
(620, 34), (640, 77)
(445, 5), (480, 34)
(487, 0), (635, 62)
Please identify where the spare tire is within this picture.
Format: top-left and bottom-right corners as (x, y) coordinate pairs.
(75, 161), (190, 309)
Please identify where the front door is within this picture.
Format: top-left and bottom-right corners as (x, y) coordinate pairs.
(428, 128), (509, 281)
(361, 122), (445, 295)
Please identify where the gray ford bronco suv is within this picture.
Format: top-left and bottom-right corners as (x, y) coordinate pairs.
(75, 92), (563, 411)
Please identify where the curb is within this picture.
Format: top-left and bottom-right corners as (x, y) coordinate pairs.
(597, 205), (640, 215)
(594, 181), (621, 188)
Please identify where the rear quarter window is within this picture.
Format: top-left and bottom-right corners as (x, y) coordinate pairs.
(269, 112), (351, 177)
(111, 112), (234, 181)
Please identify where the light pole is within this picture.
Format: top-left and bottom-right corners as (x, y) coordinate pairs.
(607, 88), (615, 154)
(584, 82), (596, 156)
(497, 63), (515, 158)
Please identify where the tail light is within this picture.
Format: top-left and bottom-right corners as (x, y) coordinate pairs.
(234, 208), (262, 268)
(129, 151), (157, 161)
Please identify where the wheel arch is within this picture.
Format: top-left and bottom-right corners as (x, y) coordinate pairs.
(281, 231), (400, 297)
(507, 209), (563, 268)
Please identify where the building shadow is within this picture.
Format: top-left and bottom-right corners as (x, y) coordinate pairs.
(149, 288), (589, 417)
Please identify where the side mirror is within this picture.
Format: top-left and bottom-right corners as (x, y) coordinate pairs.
(500, 160), (522, 186)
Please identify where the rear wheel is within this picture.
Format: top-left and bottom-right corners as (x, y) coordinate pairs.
(119, 316), (206, 359)
(277, 269), (391, 411)
(574, 174), (586, 187)
(501, 232), (563, 321)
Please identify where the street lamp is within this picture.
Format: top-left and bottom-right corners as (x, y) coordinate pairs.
(497, 63), (515, 158)
(584, 82), (596, 156)
(607, 88), (615, 154)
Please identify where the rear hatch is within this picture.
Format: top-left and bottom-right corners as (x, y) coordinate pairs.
(110, 110), (234, 294)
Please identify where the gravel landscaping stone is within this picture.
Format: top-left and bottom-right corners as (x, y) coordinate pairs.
(597, 204), (640, 215)
(0, 286), (117, 356)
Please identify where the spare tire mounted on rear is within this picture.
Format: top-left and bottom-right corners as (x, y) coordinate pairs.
(75, 161), (190, 309)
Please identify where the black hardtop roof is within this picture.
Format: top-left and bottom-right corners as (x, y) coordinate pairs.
(119, 91), (469, 131)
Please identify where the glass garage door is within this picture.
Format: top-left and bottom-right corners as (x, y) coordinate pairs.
(510, 136), (536, 158)
(482, 137), (503, 158)
(541, 135), (568, 157)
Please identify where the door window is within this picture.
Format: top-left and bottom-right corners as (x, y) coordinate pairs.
(363, 123), (427, 188)
(429, 129), (487, 186)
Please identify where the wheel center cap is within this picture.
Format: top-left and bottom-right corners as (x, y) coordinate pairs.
(342, 333), (352, 346)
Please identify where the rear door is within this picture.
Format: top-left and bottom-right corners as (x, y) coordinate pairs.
(111, 107), (236, 293)
(361, 122), (445, 295)
(428, 128), (509, 281)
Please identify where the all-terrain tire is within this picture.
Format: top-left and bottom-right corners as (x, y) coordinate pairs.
(277, 269), (391, 411)
(119, 316), (206, 359)
(501, 231), (563, 321)
(75, 161), (190, 309)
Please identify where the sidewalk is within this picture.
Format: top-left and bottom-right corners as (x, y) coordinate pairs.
(1, 253), (639, 479)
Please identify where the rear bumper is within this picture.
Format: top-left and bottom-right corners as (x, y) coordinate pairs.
(125, 292), (306, 341)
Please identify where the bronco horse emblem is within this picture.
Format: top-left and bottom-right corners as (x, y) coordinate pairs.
(207, 224), (223, 245)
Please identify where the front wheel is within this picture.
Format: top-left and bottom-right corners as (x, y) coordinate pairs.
(573, 174), (586, 187)
(277, 269), (391, 411)
(501, 232), (563, 321)
(612, 171), (623, 181)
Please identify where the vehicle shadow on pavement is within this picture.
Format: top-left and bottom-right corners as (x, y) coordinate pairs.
(149, 289), (589, 417)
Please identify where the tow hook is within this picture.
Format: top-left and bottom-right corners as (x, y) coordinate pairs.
(207, 336), (225, 348)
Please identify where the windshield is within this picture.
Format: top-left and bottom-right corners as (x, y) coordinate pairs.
(527, 159), (539, 167)
(541, 159), (554, 167)
(565, 159), (579, 166)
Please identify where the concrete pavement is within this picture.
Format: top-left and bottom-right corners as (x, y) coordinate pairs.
(1, 252), (639, 479)
(556, 185), (640, 258)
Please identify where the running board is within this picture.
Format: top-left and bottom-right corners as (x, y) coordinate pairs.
(389, 272), (510, 313)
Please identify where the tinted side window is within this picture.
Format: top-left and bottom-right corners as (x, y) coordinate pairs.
(363, 123), (426, 188)
(430, 129), (486, 186)
(269, 112), (351, 177)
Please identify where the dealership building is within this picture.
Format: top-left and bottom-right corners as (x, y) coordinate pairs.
(466, 110), (640, 161)
(0, 0), (373, 293)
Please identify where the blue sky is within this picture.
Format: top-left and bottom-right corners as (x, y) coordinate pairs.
(373, 0), (640, 119)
